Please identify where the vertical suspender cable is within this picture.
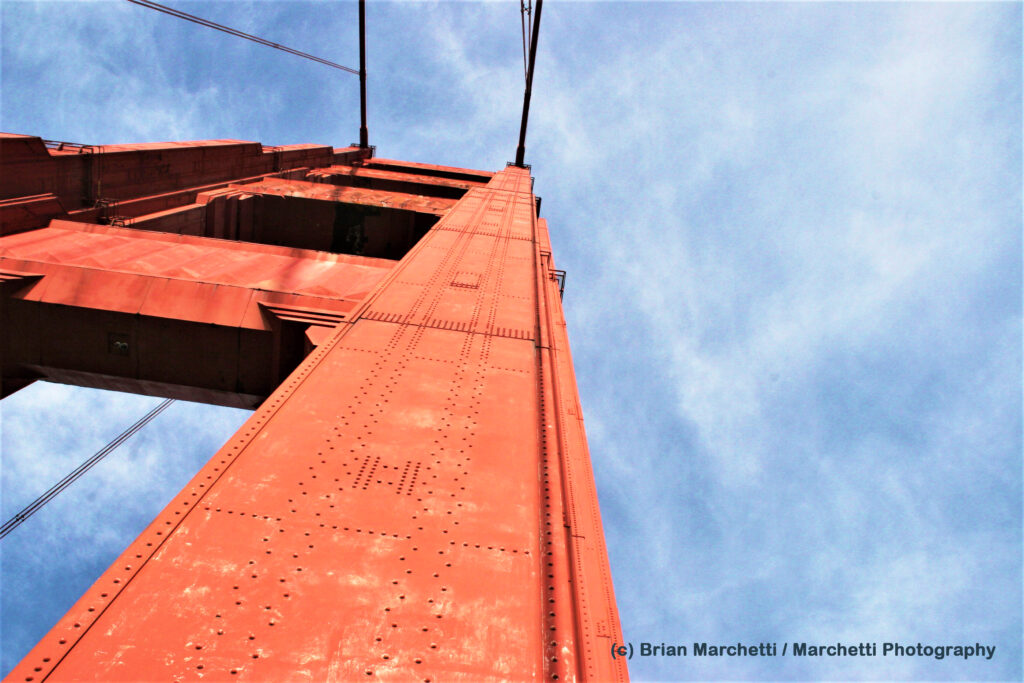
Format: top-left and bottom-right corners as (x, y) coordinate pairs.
(0, 398), (175, 540)
(358, 0), (369, 149)
(520, 0), (531, 82)
(514, 0), (543, 167)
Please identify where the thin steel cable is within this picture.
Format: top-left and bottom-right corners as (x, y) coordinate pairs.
(0, 398), (175, 540)
(520, 0), (530, 82)
(124, 0), (359, 75)
(520, 0), (528, 81)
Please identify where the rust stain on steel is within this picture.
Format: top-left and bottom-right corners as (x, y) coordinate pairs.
(2, 138), (626, 682)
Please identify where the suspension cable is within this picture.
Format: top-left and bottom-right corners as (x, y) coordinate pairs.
(124, 0), (359, 75)
(514, 0), (543, 167)
(520, 0), (532, 83)
(0, 398), (175, 540)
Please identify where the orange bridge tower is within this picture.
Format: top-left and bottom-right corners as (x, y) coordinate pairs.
(1, 134), (627, 681)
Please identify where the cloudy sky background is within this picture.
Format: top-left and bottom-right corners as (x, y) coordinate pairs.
(1, 1), (1020, 680)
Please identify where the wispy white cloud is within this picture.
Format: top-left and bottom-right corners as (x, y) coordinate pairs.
(515, 3), (1019, 680)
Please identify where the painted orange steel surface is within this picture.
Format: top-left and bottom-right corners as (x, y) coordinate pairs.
(2, 138), (626, 681)
(1, 221), (396, 407)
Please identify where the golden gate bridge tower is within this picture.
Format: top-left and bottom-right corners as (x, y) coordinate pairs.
(1, 2), (626, 680)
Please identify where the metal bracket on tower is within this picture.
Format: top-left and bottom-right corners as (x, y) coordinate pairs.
(552, 268), (566, 299)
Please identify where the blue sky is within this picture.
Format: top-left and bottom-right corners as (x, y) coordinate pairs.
(1, 2), (1020, 680)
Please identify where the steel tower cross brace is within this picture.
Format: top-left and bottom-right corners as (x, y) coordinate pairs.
(1, 134), (627, 681)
